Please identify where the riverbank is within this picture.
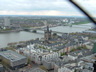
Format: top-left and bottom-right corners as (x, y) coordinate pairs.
(73, 21), (91, 25)
(0, 30), (21, 33)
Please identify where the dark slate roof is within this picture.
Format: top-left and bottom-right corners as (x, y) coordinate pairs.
(69, 49), (93, 58)
(53, 45), (65, 50)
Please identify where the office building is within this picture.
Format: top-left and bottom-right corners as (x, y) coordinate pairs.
(0, 50), (27, 70)
(4, 17), (10, 27)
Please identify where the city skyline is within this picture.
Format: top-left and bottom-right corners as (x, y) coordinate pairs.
(0, 0), (96, 17)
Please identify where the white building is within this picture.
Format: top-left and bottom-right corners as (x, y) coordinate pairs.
(4, 17), (11, 27)
(68, 53), (78, 60)
(16, 44), (60, 65)
(58, 63), (77, 72)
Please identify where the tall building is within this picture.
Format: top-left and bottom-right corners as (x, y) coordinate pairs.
(44, 25), (52, 40)
(69, 19), (72, 27)
(4, 17), (10, 27)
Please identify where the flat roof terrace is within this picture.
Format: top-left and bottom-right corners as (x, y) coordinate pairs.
(0, 50), (26, 62)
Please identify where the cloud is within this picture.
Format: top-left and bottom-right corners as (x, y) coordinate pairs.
(0, 0), (78, 12)
(0, 0), (95, 17)
(0, 10), (85, 17)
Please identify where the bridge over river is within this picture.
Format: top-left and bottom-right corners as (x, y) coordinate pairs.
(23, 28), (65, 34)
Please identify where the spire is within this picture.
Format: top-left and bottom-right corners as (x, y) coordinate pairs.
(47, 25), (49, 32)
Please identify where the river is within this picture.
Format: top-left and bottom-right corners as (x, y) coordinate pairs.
(0, 31), (43, 48)
(50, 23), (94, 33)
(0, 23), (94, 48)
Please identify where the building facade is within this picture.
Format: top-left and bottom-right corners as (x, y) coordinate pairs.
(0, 50), (27, 70)
(4, 17), (11, 27)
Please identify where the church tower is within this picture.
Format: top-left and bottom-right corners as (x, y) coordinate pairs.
(44, 25), (52, 41)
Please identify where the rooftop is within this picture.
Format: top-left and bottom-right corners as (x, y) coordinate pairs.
(65, 65), (78, 70)
(0, 50), (26, 62)
(32, 68), (45, 72)
(69, 49), (93, 58)
(81, 53), (96, 62)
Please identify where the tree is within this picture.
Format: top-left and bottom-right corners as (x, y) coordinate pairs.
(71, 48), (76, 52)
(32, 30), (37, 33)
(83, 45), (87, 49)
(5, 47), (16, 51)
(60, 52), (65, 56)
(93, 42), (96, 53)
(74, 69), (77, 72)
(77, 46), (81, 50)
(53, 33), (57, 36)
(28, 57), (31, 64)
(10, 47), (16, 51)
(0, 57), (2, 62)
(39, 46), (42, 48)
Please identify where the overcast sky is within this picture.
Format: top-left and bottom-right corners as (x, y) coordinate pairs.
(0, 0), (96, 17)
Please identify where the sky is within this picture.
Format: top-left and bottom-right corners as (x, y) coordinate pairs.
(0, 0), (96, 17)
